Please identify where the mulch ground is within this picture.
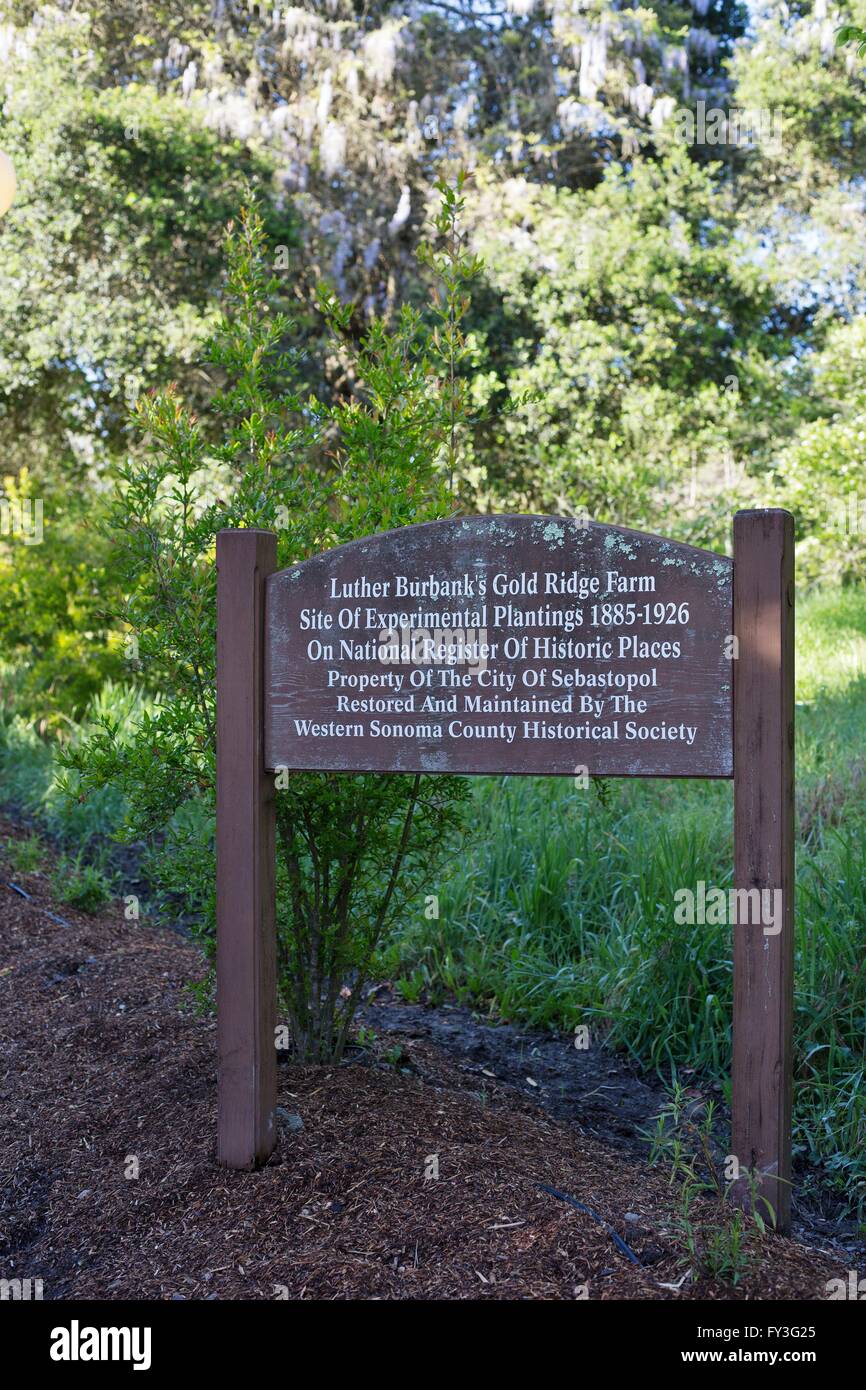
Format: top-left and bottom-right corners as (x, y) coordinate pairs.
(0, 819), (853, 1301)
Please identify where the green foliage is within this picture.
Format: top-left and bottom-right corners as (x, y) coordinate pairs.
(647, 1082), (765, 1284)
(394, 968), (428, 1004)
(2, 0), (866, 1217)
(464, 153), (785, 545)
(767, 320), (866, 586)
(796, 585), (866, 701)
(59, 181), (515, 1061)
(50, 852), (113, 914)
(728, 3), (866, 335)
(390, 585), (866, 1216)
(0, 0), (739, 304)
(0, 475), (126, 728)
(0, 682), (144, 852)
(732, 5), (866, 194)
(836, 24), (866, 56)
(140, 797), (215, 930)
(2, 832), (43, 874)
(3, 2), (865, 594)
(0, 9), (293, 483)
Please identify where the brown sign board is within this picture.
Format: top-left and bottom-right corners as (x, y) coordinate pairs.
(265, 516), (733, 779)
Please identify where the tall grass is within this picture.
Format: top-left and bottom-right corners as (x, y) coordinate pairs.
(388, 585), (866, 1217)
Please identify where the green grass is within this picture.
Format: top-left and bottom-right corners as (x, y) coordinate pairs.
(2, 832), (44, 874)
(796, 587), (866, 701)
(387, 583), (866, 1218)
(50, 852), (113, 914)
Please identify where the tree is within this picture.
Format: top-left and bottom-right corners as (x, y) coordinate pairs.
(61, 180), (506, 1062)
(0, 5), (294, 488)
(460, 150), (787, 547)
(0, 6), (295, 718)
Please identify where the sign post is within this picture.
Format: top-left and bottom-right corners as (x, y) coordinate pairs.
(215, 511), (794, 1231)
(732, 511), (795, 1232)
(216, 529), (277, 1169)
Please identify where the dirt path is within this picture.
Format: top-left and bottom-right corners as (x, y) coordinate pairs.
(0, 821), (854, 1300)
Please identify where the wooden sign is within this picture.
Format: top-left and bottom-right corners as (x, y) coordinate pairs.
(264, 517), (733, 779)
(215, 511), (794, 1236)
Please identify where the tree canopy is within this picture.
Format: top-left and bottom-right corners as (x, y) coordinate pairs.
(2, 0), (866, 571)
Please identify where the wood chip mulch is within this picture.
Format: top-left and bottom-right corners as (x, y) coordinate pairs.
(0, 823), (851, 1301)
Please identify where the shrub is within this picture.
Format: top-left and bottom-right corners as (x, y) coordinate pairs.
(61, 177), (514, 1061)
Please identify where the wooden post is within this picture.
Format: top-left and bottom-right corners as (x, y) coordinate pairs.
(216, 529), (277, 1169)
(732, 509), (795, 1233)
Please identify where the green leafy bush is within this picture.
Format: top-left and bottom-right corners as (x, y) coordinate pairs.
(62, 178), (516, 1061)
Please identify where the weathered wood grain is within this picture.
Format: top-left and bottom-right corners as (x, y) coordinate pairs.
(264, 515), (733, 778)
(732, 509), (795, 1234)
(216, 529), (277, 1170)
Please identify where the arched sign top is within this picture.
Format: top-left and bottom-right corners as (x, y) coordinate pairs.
(264, 515), (733, 778)
(268, 513), (734, 583)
